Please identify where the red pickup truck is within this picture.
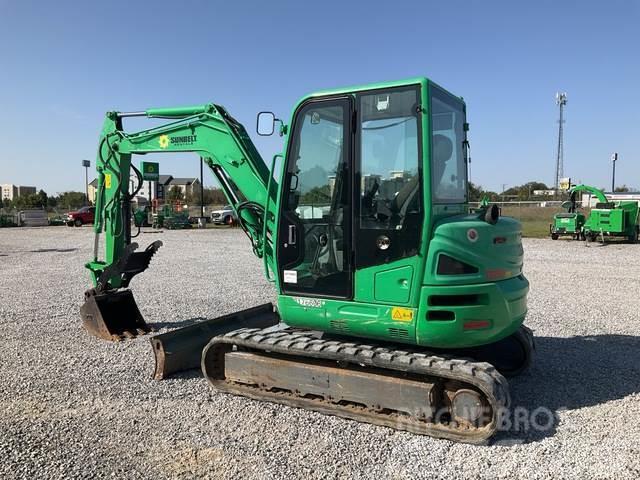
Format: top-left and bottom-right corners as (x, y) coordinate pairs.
(66, 206), (95, 227)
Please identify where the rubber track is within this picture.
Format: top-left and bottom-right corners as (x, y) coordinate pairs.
(203, 328), (511, 444)
(518, 325), (535, 372)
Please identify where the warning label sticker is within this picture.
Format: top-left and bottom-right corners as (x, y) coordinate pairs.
(391, 307), (414, 322)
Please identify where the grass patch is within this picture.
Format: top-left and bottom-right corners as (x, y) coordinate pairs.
(502, 206), (562, 238)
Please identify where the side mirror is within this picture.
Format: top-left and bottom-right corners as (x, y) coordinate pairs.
(257, 111), (276, 136)
(257, 111), (287, 136)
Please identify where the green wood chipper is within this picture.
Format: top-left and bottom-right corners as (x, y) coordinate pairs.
(565, 184), (639, 243)
(550, 194), (586, 241)
(79, 77), (533, 443)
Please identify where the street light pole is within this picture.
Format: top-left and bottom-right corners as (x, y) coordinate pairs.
(81, 160), (91, 205)
(611, 153), (618, 192)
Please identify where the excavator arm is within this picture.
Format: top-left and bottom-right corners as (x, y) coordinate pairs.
(88, 103), (277, 289)
(81, 103), (280, 340)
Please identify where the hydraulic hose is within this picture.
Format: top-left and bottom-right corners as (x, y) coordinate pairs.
(236, 201), (265, 257)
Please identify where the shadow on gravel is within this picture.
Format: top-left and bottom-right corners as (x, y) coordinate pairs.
(499, 334), (640, 444)
(167, 369), (204, 380)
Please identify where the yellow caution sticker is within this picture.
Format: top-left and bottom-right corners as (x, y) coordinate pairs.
(391, 307), (414, 322)
(104, 173), (112, 189)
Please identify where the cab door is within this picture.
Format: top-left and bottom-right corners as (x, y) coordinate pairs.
(354, 86), (423, 305)
(277, 97), (353, 298)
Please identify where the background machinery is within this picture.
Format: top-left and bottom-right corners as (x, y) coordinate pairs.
(567, 184), (639, 243)
(550, 194), (586, 241)
(80, 78), (533, 443)
(153, 202), (191, 230)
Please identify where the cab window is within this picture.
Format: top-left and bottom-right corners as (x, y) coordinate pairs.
(430, 86), (467, 203)
(356, 86), (422, 267)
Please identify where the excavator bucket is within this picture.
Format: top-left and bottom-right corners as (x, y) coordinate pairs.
(81, 241), (163, 341)
(150, 303), (279, 380)
(80, 289), (152, 341)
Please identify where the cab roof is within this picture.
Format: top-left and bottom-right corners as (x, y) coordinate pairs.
(298, 77), (463, 109)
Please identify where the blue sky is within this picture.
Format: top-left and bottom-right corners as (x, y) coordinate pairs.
(0, 0), (638, 194)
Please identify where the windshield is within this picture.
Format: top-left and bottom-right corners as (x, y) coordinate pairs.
(430, 85), (467, 203)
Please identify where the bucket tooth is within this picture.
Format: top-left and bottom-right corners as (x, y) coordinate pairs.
(80, 289), (151, 341)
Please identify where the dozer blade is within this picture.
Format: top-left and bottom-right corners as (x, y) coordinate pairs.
(80, 289), (152, 341)
(150, 303), (279, 380)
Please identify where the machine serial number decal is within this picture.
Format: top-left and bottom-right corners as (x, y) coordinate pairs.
(293, 297), (325, 308)
(391, 307), (414, 322)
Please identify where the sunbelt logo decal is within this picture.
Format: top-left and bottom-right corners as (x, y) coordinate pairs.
(159, 134), (197, 149)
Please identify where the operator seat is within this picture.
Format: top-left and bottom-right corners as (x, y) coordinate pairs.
(432, 134), (454, 187)
(391, 134), (453, 215)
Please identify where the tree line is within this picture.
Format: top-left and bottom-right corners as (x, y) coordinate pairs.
(0, 186), (231, 211)
(469, 181), (633, 202)
(0, 190), (88, 211)
(3, 182), (633, 211)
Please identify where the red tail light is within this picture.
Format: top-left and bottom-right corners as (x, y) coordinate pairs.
(463, 320), (491, 330)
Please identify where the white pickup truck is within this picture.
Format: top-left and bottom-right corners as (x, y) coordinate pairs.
(210, 205), (237, 225)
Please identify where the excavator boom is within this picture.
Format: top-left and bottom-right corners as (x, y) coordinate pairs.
(82, 103), (278, 340)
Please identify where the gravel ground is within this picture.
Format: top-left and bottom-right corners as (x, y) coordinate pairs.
(1, 227), (639, 479)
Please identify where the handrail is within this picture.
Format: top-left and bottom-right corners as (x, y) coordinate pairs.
(262, 153), (282, 283)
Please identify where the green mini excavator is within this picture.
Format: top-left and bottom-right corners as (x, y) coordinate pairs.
(80, 78), (533, 443)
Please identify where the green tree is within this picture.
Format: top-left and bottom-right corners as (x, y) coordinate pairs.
(301, 185), (331, 204)
(503, 181), (551, 200)
(202, 187), (227, 205)
(468, 182), (500, 202)
(55, 191), (87, 210)
(167, 186), (184, 202)
(614, 185), (630, 192)
(14, 193), (44, 209)
(468, 182), (484, 202)
(36, 190), (48, 208)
